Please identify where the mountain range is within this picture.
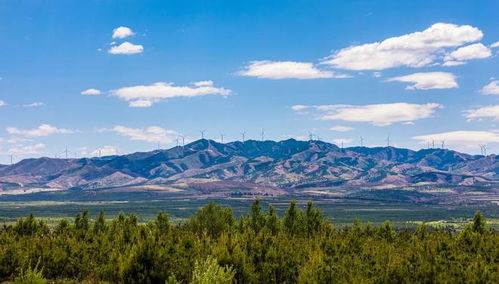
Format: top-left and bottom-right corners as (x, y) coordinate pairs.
(0, 139), (497, 195)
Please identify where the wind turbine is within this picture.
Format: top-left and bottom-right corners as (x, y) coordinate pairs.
(480, 145), (487, 156)
(241, 131), (246, 142)
(386, 135), (390, 147)
(360, 136), (364, 147)
(63, 145), (70, 159)
(261, 129), (265, 141)
(179, 135), (185, 147)
(200, 129), (206, 139)
(220, 133), (225, 143)
(441, 140), (445, 149)
(308, 131), (314, 141)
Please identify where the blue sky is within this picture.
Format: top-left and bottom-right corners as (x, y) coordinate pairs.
(1, 0), (498, 163)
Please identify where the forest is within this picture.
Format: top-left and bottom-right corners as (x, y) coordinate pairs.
(0, 200), (497, 283)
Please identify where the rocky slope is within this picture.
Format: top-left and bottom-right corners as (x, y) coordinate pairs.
(0, 139), (497, 193)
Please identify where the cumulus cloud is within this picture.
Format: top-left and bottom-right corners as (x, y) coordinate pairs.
(111, 125), (179, 144)
(110, 81), (230, 107)
(480, 80), (499, 95)
(6, 124), (74, 137)
(7, 143), (45, 155)
(108, 42), (143, 55)
(23, 102), (46, 107)
(491, 41), (499, 48)
(81, 88), (102, 95)
(112, 26), (135, 39)
(387, 72), (458, 90)
(443, 43), (492, 66)
(292, 103), (441, 126)
(91, 146), (119, 157)
(464, 105), (499, 121)
(329, 125), (354, 132)
(0, 100), (5, 107)
(413, 131), (499, 147)
(322, 23), (483, 70)
(237, 61), (350, 79)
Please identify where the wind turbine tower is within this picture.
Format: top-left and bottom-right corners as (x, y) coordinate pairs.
(261, 129), (265, 141)
(220, 133), (224, 143)
(63, 145), (69, 159)
(360, 136), (364, 147)
(241, 131), (246, 142)
(480, 145), (487, 156)
(308, 131), (314, 141)
(200, 130), (206, 139)
(180, 135), (185, 147)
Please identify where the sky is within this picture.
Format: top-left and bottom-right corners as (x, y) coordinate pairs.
(0, 0), (499, 163)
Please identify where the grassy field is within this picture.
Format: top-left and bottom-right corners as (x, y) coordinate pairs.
(0, 194), (497, 229)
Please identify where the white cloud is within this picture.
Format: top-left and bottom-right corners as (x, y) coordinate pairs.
(490, 41), (499, 48)
(322, 23), (483, 70)
(441, 60), (467, 67)
(329, 125), (354, 132)
(112, 26), (135, 39)
(413, 131), (499, 146)
(480, 80), (499, 95)
(290, 105), (308, 111)
(4, 137), (33, 144)
(387, 72), (458, 90)
(372, 72), (382, 78)
(81, 88), (101, 95)
(6, 124), (74, 137)
(111, 81), (230, 107)
(443, 43), (492, 66)
(293, 102), (441, 126)
(0, 100), (5, 107)
(237, 61), (350, 79)
(333, 138), (352, 145)
(108, 42), (143, 55)
(464, 105), (499, 121)
(91, 146), (119, 157)
(111, 125), (179, 144)
(129, 100), (153, 107)
(193, 80), (215, 87)
(23, 102), (45, 107)
(7, 143), (45, 155)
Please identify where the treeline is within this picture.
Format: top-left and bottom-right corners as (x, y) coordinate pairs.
(0, 200), (497, 283)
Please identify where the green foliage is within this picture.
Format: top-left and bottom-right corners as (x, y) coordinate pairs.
(0, 202), (497, 283)
(471, 211), (487, 234)
(283, 200), (305, 236)
(188, 202), (234, 238)
(13, 213), (48, 236)
(14, 259), (47, 284)
(191, 256), (235, 284)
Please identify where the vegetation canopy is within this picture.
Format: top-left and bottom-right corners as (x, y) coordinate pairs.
(0, 200), (497, 283)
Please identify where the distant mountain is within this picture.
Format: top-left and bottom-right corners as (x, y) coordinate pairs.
(0, 139), (497, 193)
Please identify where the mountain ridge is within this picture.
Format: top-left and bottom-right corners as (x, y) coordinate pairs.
(0, 139), (497, 193)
